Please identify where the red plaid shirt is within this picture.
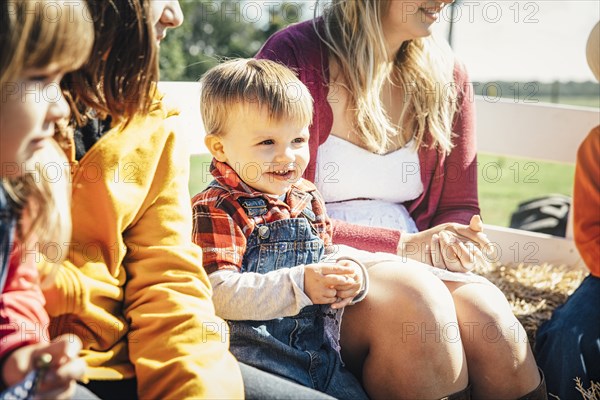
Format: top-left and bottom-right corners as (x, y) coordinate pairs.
(192, 160), (332, 274)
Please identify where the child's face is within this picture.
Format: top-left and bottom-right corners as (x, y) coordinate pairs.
(0, 65), (69, 176)
(207, 107), (310, 196)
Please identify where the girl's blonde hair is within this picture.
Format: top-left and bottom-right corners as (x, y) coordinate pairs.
(201, 58), (314, 136)
(316, 0), (458, 154)
(0, 0), (94, 86)
(3, 139), (73, 278)
(0, 0), (94, 265)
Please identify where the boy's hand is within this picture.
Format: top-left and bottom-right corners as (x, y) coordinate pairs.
(304, 263), (356, 305)
(2, 334), (87, 400)
(329, 259), (363, 309)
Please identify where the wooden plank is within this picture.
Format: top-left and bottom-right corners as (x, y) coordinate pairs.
(158, 81), (207, 154)
(484, 224), (584, 267)
(475, 96), (599, 164)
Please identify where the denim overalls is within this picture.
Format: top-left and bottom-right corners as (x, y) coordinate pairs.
(226, 194), (368, 400)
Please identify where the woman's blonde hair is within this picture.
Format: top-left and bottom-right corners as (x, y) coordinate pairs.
(316, 0), (458, 153)
(0, 0), (94, 265)
(200, 58), (314, 136)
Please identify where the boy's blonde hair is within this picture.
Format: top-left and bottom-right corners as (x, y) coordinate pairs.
(200, 58), (314, 136)
(0, 0), (94, 265)
(317, 0), (458, 154)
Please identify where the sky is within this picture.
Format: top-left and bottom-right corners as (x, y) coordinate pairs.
(429, 1), (599, 82)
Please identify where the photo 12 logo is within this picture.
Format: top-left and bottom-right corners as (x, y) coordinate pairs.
(432, 1), (541, 24)
(6, 1), (95, 23)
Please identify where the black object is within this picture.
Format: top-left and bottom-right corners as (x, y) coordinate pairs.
(0, 184), (16, 294)
(510, 194), (571, 237)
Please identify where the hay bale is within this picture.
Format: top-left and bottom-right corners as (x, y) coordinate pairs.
(474, 263), (598, 399)
(474, 262), (588, 348)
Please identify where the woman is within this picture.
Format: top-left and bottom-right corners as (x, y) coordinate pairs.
(257, 1), (545, 398)
(47, 1), (334, 399)
(39, 1), (243, 398)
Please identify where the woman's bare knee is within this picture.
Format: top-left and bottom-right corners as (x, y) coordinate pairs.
(341, 261), (468, 399)
(448, 282), (540, 398)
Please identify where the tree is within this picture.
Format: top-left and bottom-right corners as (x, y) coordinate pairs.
(159, 0), (304, 81)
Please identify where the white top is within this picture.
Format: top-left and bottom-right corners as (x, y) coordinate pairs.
(316, 135), (423, 203)
(315, 135), (423, 233)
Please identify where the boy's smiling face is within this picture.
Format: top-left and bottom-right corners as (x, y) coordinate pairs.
(206, 105), (310, 196)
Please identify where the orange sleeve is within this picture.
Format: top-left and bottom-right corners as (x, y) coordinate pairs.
(573, 126), (600, 276)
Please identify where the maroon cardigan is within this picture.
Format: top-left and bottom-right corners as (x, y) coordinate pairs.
(256, 19), (479, 254)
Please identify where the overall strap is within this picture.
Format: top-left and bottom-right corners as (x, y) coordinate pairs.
(207, 179), (271, 218)
(237, 197), (268, 218)
(300, 200), (319, 236)
(288, 188), (319, 232)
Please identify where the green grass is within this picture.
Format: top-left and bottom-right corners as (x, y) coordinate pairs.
(536, 96), (599, 108)
(477, 153), (575, 226)
(189, 153), (575, 228)
(189, 154), (213, 197)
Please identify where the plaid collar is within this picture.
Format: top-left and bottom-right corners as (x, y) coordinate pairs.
(210, 159), (315, 218)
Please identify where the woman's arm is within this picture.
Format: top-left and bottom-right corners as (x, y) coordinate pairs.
(430, 62), (480, 227)
(331, 220), (402, 253)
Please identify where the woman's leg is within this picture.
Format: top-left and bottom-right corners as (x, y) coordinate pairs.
(445, 281), (541, 399)
(340, 261), (469, 399)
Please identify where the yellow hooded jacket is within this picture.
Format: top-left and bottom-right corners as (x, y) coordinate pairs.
(42, 97), (243, 399)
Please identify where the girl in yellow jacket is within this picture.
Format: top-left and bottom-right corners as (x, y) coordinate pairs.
(42, 1), (244, 398)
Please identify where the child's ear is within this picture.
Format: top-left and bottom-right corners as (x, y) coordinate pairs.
(205, 134), (227, 162)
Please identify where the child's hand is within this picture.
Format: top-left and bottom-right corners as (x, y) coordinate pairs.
(304, 263), (357, 305)
(329, 259), (363, 310)
(2, 334), (87, 400)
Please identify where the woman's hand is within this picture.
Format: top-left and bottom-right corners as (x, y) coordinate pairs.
(398, 215), (492, 272)
(1, 334), (87, 400)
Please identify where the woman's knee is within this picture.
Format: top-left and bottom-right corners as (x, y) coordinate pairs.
(449, 282), (530, 355)
(341, 261), (461, 356)
(367, 261), (458, 319)
(449, 282), (515, 323)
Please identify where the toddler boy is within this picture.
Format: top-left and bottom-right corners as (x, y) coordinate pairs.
(191, 58), (368, 399)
